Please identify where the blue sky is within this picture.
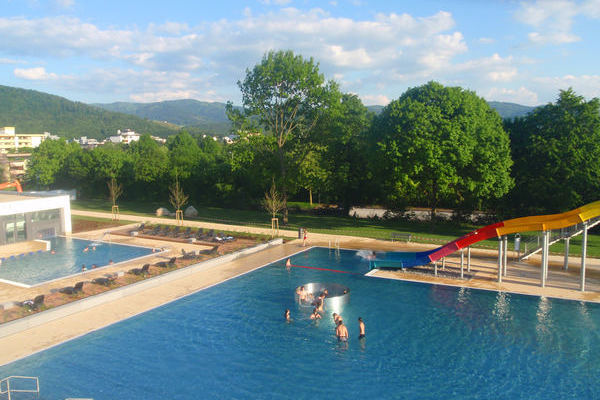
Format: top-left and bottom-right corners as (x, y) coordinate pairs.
(1, 0), (599, 106)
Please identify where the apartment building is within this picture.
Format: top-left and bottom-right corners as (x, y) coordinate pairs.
(0, 127), (49, 154)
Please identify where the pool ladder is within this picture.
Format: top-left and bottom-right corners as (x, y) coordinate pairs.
(0, 376), (39, 399)
(329, 239), (340, 257)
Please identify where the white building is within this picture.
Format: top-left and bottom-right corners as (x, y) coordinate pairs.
(0, 192), (72, 246)
(109, 129), (141, 144)
(0, 127), (49, 154)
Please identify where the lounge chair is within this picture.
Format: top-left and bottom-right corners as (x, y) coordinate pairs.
(195, 228), (204, 239)
(154, 261), (168, 268)
(199, 245), (219, 255)
(59, 281), (85, 295)
(168, 257), (177, 266)
(181, 249), (198, 259)
(183, 227), (192, 238)
(22, 294), (45, 311)
(149, 226), (160, 236)
(168, 226), (180, 237)
(129, 264), (150, 275)
(92, 276), (116, 286)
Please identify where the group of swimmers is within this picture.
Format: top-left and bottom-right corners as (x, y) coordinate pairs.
(284, 308), (365, 341)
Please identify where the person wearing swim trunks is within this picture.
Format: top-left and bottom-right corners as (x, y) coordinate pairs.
(336, 319), (348, 341)
(358, 317), (366, 339)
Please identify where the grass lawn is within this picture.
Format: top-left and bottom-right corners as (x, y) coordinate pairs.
(72, 199), (600, 258)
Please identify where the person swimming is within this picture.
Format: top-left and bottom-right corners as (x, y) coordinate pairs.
(284, 309), (291, 322)
(83, 246), (89, 253)
(286, 258), (292, 269)
(310, 308), (322, 320)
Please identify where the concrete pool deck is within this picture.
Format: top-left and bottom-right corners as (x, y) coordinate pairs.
(1, 209), (600, 366)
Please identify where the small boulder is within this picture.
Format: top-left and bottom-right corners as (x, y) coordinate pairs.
(184, 205), (198, 218)
(156, 207), (171, 217)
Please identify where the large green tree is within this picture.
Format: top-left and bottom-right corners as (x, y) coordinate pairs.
(507, 88), (600, 213)
(374, 81), (513, 217)
(26, 138), (77, 188)
(236, 50), (338, 222)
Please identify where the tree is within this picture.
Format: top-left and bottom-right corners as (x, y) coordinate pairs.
(167, 130), (200, 180)
(262, 180), (285, 219)
(169, 176), (189, 224)
(236, 50), (338, 223)
(374, 81), (513, 218)
(26, 138), (75, 188)
(107, 177), (123, 207)
(506, 88), (600, 213)
(128, 134), (168, 183)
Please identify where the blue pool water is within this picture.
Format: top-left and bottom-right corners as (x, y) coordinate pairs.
(0, 236), (155, 286)
(2, 247), (600, 399)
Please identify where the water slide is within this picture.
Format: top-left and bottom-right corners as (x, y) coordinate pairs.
(370, 200), (600, 269)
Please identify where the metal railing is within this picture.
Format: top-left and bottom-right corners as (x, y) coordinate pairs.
(519, 216), (600, 260)
(0, 376), (39, 400)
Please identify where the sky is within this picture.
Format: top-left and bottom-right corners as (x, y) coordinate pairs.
(1, 0), (599, 106)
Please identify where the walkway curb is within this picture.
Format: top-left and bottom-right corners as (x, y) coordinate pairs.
(0, 238), (283, 339)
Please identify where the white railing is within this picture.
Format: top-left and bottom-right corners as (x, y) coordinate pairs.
(0, 376), (39, 400)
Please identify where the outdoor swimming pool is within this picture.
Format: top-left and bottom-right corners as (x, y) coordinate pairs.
(1, 247), (600, 399)
(0, 236), (155, 287)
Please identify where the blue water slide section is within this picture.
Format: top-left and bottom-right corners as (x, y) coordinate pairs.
(370, 248), (438, 269)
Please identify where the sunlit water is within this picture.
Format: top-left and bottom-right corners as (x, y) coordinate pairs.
(1, 247), (599, 399)
(0, 236), (154, 286)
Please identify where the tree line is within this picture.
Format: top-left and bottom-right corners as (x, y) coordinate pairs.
(25, 50), (600, 221)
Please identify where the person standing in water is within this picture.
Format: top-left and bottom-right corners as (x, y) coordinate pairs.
(336, 319), (349, 341)
(358, 317), (366, 339)
(284, 309), (291, 322)
(310, 308), (322, 320)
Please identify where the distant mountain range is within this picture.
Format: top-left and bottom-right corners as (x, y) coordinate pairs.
(0, 84), (538, 140)
(93, 99), (233, 135)
(0, 85), (178, 139)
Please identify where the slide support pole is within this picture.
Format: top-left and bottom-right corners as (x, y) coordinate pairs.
(460, 249), (464, 279)
(503, 235), (508, 277)
(434, 261), (438, 277)
(467, 247), (471, 272)
(563, 236), (570, 271)
(541, 230), (547, 288)
(581, 222), (588, 292)
(497, 237), (503, 283)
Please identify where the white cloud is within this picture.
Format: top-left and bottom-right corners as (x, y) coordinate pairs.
(454, 54), (517, 83)
(360, 94), (390, 105)
(14, 67), (57, 80)
(54, 0), (74, 9)
(478, 37), (495, 44)
(533, 74), (600, 100)
(485, 87), (539, 105)
(0, 58), (22, 64)
(515, 0), (600, 45)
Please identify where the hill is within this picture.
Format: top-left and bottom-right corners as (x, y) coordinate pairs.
(94, 99), (233, 135)
(487, 101), (536, 119)
(0, 85), (179, 139)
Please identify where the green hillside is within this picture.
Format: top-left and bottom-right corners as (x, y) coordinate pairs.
(0, 85), (179, 139)
(487, 101), (536, 119)
(94, 99), (233, 135)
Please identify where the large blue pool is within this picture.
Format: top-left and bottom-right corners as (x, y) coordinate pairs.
(1, 247), (600, 399)
(0, 236), (155, 286)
